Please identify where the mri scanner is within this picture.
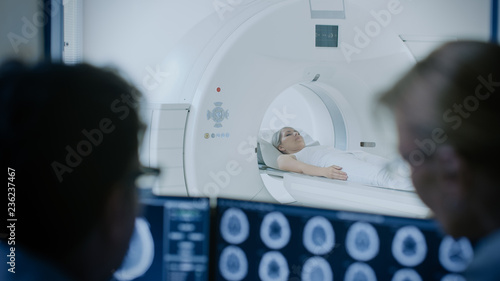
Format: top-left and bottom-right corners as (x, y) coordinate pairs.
(142, 0), (430, 218)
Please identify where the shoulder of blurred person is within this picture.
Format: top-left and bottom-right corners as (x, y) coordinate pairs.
(0, 59), (145, 281)
(464, 229), (500, 281)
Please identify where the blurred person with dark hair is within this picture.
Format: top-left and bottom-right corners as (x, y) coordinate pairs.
(380, 41), (500, 280)
(0, 60), (145, 281)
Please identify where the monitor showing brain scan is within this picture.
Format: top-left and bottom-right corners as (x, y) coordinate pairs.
(214, 198), (473, 281)
(114, 196), (212, 281)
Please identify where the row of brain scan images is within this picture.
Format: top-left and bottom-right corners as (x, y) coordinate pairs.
(215, 199), (474, 281)
(113, 196), (474, 281)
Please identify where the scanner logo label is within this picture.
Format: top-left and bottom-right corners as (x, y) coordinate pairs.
(207, 102), (229, 128)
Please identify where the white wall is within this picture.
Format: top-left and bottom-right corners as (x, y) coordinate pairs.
(390, 0), (491, 60)
(0, 0), (44, 63)
(82, 0), (215, 95)
(1, 0), (491, 95)
(82, 0), (492, 96)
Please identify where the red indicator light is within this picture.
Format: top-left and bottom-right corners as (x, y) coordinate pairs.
(216, 87), (221, 92)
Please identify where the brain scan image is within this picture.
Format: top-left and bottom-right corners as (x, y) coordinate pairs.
(219, 245), (248, 281)
(391, 268), (422, 281)
(258, 251), (289, 281)
(343, 262), (377, 281)
(220, 208), (250, 245)
(439, 236), (473, 273)
(346, 222), (380, 262)
(260, 212), (291, 250)
(392, 226), (427, 267)
(301, 256), (333, 281)
(303, 216), (335, 255)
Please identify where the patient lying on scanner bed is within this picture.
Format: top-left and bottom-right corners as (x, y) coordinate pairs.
(269, 127), (413, 190)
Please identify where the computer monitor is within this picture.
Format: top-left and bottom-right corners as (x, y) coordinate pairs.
(114, 196), (211, 281)
(214, 198), (473, 281)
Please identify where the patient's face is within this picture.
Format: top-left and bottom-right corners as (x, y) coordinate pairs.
(279, 127), (305, 154)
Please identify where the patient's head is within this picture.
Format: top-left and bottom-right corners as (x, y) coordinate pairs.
(272, 127), (305, 154)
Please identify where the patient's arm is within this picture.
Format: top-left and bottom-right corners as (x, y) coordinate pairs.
(277, 155), (348, 180)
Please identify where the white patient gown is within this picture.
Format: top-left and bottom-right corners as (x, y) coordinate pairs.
(293, 145), (414, 190)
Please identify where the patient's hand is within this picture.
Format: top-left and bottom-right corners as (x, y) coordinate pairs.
(277, 155), (348, 180)
(322, 165), (348, 180)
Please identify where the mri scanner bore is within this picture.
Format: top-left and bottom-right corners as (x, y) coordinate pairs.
(144, 0), (430, 217)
